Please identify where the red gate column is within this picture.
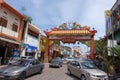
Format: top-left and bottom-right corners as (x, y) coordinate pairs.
(45, 36), (49, 62)
(90, 36), (95, 60)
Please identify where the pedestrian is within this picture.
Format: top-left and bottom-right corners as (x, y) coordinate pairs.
(114, 63), (119, 74)
(94, 56), (99, 67)
(100, 59), (104, 70)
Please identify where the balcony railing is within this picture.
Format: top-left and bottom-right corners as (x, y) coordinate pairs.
(0, 25), (18, 38)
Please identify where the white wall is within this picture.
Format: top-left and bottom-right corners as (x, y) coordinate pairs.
(0, 7), (20, 37)
(26, 35), (40, 59)
(26, 35), (39, 49)
(107, 39), (117, 56)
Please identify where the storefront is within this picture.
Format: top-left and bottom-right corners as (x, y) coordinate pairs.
(25, 44), (37, 56)
(0, 37), (20, 64)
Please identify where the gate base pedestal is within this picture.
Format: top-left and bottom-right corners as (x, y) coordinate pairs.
(44, 56), (48, 63)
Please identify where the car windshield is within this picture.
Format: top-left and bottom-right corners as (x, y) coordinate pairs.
(52, 59), (59, 62)
(52, 58), (62, 63)
(9, 60), (29, 66)
(67, 57), (73, 59)
(81, 61), (97, 69)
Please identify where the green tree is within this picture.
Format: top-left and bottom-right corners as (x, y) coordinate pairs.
(95, 40), (108, 57)
(23, 14), (32, 23)
(109, 45), (120, 57)
(95, 40), (112, 75)
(21, 6), (32, 23)
(109, 45), (120, 67)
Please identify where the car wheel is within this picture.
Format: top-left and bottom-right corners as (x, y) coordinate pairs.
(18, 72), (26, 80)
(81, 75), (86, 80)
(67, 69), (71, 75)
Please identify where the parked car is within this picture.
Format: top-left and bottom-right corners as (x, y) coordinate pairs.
(0, 59), (44, 80)
(8, 56), (35, 65)
(49, 57), (62, 68)
(8, 58), (18, 65)
(67, 59), (108, 80)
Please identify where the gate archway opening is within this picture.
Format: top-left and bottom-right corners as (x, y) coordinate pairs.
(44, 23), (97, 62)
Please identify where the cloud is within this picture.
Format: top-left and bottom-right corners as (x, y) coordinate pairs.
(5, 0), (116, 39)
(57, 0), (83, 21)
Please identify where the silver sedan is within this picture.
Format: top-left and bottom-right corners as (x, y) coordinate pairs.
(0, 59), (44, 80)
(67, 59), (108, 80)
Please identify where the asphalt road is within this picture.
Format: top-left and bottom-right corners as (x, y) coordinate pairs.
(26, 63), (79, 80)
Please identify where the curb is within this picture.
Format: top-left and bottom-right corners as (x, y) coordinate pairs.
(0, 65), (7, 68)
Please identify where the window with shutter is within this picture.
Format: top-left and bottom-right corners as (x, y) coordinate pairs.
(0, 17), (8, 27)
(12, 24), (18, 32)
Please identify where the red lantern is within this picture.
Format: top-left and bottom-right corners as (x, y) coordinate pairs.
(117, 15), (120, 19)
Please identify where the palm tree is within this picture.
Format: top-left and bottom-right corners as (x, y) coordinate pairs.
(109, 45), (120, 57)
(21, 6), (32, 23)
(109, 45), (120, 66)
(95, 40), (120, 78)
(23, 14), (32, 23)
(95, 40), (108, 58)
(95, 40), (112, 76)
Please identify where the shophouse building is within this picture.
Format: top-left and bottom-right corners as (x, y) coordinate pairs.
(21, 21), (40, 59)
(107, 0), (120, 44)
(0, 0), (24, 64)
(105, 0), (120, 56)
(39, 35), (46, 62)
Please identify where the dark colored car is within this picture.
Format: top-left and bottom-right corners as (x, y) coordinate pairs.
(49, 57), (62, 68)
(0, 59), (44, 80)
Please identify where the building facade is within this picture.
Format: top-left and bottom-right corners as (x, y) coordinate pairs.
(0, 0), (24, 64)
(107, 0), (120, 44)
(21, 21), (40, 59)
(39, 35), (46, 62)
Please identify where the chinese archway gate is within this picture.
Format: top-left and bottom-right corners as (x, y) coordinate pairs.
(44, 23), (97, 62)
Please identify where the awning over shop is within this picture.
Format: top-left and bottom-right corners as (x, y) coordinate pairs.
(26, 44), (37, 52)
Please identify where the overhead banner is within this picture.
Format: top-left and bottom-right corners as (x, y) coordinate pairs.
(105, 10), (112, 35)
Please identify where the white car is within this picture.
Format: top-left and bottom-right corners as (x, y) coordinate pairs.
(67, 59), (108, 80)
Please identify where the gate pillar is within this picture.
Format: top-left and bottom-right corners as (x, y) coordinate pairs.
(90, 36), (95, 59)
(44, 36), (49, 62)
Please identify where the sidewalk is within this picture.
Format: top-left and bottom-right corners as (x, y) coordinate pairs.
(109, 73), (120, 80)
(0, 65), (7, 68)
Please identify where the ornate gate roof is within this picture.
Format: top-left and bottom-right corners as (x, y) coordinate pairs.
(44, 23), (97, 43)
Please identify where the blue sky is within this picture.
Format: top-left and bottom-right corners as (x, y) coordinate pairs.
(5, 0), (116, 40)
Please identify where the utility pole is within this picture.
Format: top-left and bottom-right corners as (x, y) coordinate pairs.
(112, 25), (115, 62)
(111, 12), (115, 62)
